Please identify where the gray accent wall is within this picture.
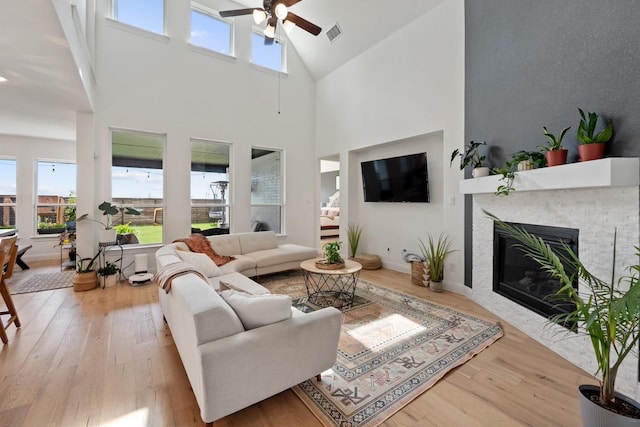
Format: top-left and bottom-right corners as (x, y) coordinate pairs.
(464, 0), (640, 286)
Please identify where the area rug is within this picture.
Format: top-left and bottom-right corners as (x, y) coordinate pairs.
(259, 271), (504, 427)
(10, 271), (75, 294)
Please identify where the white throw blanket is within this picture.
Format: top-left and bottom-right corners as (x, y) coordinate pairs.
(154, 261), (208, 293)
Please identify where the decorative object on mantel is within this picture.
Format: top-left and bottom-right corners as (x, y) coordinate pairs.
(78, 201), (141, 243)
(577, 108), (613, 162)
(539, 125), (571, 167)
(417, 232), (455, 292)
(492, 150), (548, 196)
(487, 212), (640, 426)
(317, 241), (344, 270)
(450, 140), (489, 178)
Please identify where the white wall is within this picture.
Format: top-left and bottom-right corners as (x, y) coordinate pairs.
(83, 0), (317, 266)
(0, 134), (75, 261)
(315, 0), (466, 291)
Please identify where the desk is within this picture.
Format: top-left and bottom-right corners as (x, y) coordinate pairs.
(300, 259), (362, 310)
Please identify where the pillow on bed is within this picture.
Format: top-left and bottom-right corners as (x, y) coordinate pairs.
(219, 290), (292, 330)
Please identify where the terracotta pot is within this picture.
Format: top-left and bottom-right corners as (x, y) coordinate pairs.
(578, 143), (606, 162)
(73, 271), (97, 292)
(545, 149), (568, 167)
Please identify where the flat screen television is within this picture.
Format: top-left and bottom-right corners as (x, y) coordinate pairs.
(361, 153), (430, 203)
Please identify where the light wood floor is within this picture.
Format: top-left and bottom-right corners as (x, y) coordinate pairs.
(0, 260), (594, 427)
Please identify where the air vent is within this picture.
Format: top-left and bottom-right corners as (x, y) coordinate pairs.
(326, 23), (342, 42)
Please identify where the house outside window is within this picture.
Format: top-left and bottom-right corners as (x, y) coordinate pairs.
(251, 32), (286, 72)
(112, 0), (165, 35)
(36, 161), (77, 235)
(191, 139), (231, 234)
(250, 148), (283, 233)
(190, 4), (233, 56)
(111, 129), (165, 245)
(0, 158), (17, 230)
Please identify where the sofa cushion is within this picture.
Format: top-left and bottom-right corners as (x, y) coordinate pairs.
(218, 255), (256, 275)
(208, 234), (242, 256)
(250, 244), (318, 268)
(219, 290), (292, 330)
(208, 272), (270, 295)
(238, 231), (278, 254)
(176, 250), (222, 278)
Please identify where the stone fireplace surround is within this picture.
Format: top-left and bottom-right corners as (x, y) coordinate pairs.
(461, 158), (640, 400)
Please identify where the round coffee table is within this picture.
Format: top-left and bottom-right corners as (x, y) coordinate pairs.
(300, 258), (362, 309)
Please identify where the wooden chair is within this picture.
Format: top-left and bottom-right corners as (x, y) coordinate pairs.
(0, 236), (20, 344)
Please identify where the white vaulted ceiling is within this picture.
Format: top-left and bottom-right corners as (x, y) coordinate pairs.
(0, 0), (444, 139)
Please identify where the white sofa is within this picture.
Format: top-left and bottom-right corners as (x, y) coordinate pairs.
(155, 232), (342, 426)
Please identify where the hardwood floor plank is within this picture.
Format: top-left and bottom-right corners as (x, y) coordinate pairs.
(0, 262), (592, 426)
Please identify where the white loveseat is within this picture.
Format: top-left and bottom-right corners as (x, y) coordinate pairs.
(155, 232), (342, 426)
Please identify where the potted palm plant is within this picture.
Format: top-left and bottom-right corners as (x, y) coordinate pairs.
(418, 232), (455, 292)
(577, 109), (613, 162)
(450, 140), (489, 178)
(487, 212), (640, 426)
(539, 125), (571, 167)
(346, 223), (363, 259)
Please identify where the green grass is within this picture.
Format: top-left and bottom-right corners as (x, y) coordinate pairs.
(132, 223), (220, 245)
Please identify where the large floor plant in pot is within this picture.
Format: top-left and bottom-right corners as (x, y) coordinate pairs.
(418, 232), (455, 292)
(486, 211), (640, 426)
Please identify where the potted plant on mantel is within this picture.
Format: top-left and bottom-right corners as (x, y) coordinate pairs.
(539, 125), (571, 167)
(78, 201), (140, 243)
(418, 232), (455, 292)
(486, 212), (640, 427)
(577, 108), (614, 162)
(450, 140), (489, 178)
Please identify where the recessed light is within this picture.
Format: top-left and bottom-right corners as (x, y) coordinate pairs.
(0, 76), (7, 83)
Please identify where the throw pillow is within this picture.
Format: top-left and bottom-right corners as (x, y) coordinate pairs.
(173, 234), (235, 266)
(219, 290), (292, 330)
(176, 250), (222, 278)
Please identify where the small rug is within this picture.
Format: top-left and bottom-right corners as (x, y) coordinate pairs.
(10, 271), (75, 294)
(259, 271), (504, 427)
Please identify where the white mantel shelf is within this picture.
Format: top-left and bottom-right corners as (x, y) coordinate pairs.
(459, 157), (640, 195)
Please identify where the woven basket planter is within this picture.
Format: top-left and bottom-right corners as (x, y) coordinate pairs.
(411, 261), (425, 286)
(73, 271), (97, 292)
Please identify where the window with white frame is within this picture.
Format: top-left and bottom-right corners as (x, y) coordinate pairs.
(251, 32), (285, 72)
(0, 158), (17, 230)
(191, 139), (231, 234)
(190, 5), (233, 56)
(250, 148), (283, 233)
(112, 0), (165, 35)
(111, 129), (164, 245)
(36, 161), (77, 234)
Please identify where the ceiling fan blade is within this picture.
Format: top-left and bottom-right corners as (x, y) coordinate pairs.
(285, 13), (321, 36)
(282, 0), (302, 7)
(219, 8), (256, 17)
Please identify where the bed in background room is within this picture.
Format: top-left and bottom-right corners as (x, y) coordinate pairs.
(320, 207), (340, 237)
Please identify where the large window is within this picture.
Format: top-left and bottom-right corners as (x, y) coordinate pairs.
(111, 129), (164, 245)
(191, 139), (231, 235)
(250, 148), (283, 233)
(0, 158), (17, 230)
(251, 32), (285, 72)
(36, 161), (77, 235)
(112, 0), (165, 34)
(190, 4), (233, 56)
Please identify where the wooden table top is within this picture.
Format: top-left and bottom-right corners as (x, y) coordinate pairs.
(300, 258), (362, 275)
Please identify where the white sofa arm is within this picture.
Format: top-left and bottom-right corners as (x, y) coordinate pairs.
(196, 307), (342, 423)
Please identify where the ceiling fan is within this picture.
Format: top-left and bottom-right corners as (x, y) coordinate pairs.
(220, 0), (321, 44)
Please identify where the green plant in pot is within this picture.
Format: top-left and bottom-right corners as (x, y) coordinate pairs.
(317, 241), (345, 269)
(538, 126), (571, 167)
(492, 151), (546, 197)
(97, 260), (120, 288)
(417, 233), (455, 292)
(72, 252), (100, 292)
(450, 140), (489, 178)
(577, 109), (613, 162)
(347, 223), (363, 258)
(78, 201), (140, 243)
(486, 211), (640, 426)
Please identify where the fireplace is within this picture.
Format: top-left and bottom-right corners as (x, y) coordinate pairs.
(493, 222), (579, 325)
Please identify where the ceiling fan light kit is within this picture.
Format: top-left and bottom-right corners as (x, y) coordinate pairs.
(220, 0), (321, 41)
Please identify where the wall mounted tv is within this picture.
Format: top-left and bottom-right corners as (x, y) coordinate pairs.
(361, 153), (430, 203)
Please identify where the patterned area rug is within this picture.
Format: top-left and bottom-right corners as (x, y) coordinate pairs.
(10, 271), (75, 294)
(259, 271), (504, 427)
